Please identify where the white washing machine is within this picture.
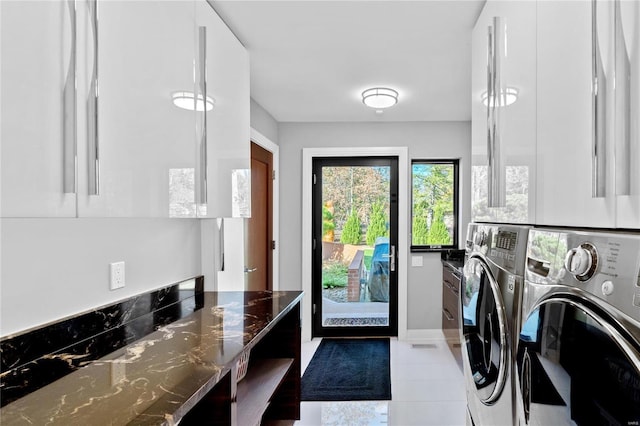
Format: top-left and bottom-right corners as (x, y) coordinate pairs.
(515, 228), (640, 425)
(462, 223), (530, 426)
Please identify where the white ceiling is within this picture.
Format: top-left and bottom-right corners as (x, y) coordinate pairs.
(212, 0), (485, 123)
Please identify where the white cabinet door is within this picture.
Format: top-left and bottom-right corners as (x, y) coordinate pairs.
(471, 2), (497, 223)
(195, 1), (251, 219)
(471, 1), (537, 224)
(536, 0), (617, 228)
(1, 1), (77, 217)
(617, 0), (640, 229)
(77, 0), (197, 217)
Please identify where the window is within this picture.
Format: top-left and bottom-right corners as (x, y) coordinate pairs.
(411, 160), (459, 251)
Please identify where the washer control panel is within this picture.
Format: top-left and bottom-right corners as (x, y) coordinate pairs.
(526, 229), (640, 323)
(467, 223), (530, 276)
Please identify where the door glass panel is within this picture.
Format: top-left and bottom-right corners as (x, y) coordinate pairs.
(320, 165), (391, 328)
(517, 302), (640, 425)
(462, 258), (503, 400)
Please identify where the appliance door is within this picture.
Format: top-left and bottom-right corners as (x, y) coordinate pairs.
(517, 298), (640, 425)
(462, 254), (509, 404)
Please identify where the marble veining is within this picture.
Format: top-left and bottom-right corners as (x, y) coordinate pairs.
(0, 290), (303, 426)
(0, 278), (204, 408)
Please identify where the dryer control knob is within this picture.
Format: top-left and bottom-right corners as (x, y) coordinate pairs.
(601, 280), (614, 296)
(564, 244), (595, 280)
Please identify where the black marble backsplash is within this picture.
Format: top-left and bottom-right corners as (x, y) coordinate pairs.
(0, 277), (204, 407)
(440, 249), (465, 262)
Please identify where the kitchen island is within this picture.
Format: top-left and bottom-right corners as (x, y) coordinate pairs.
(0, 290), (303, 426)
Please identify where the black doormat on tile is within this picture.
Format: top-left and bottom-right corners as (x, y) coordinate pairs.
(301, 338), (391, 401)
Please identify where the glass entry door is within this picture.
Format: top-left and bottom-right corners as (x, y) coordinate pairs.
(312, 157), (398, 337)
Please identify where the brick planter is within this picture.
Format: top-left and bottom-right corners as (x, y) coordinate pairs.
(347, 250), (365, 302)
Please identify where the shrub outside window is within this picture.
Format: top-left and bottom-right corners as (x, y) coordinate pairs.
(411, 160), (459, 251)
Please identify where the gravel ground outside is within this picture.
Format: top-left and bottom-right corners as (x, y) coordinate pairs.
(323, 287), (347, 303)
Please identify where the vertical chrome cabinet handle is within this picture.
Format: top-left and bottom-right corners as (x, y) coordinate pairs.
(217, 218), (225, 272)
(197, 26), (208, 206)
(614, 0), (631, 196)
(487, 18), (506, 208)
(87, 0), (99, 195)
(592, 0), (608, 198)
(63, 0), (77, 194)
(486, 24), (494, 199)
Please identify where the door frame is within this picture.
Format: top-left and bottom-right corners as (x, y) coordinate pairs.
(250, 128), (279, 290)
(302, 147), (409, 342)
(312, 156), (399, 338)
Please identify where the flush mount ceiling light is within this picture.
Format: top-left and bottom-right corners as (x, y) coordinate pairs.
(362, 87), (398, 109)
(481, 87), (519, 107)
(172, 91), (215, 111)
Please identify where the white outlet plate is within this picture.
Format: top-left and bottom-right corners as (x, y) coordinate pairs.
(110, 261), (125, 290)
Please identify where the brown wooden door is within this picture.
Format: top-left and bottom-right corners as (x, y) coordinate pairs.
(245, 142), (273, 291)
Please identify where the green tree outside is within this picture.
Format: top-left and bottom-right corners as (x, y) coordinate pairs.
(366, 202), (388, 245)
(412, 163), (454, 246)
(427, 208), (451, 245)
(322, 166), (389, 231)
(340, 210), (362, 244)
(322, 204), (335, 241)
(412, 215), (429, 245)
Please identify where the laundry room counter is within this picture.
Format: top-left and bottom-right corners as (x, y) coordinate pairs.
(0, 289), (303, 426)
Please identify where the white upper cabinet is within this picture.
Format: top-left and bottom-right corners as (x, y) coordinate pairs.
(1, 1), (77, 217)
(77, 0), (198, 217)
(536, 0), (638, 229)
(536, 0), (617, 228)
(472, 0), (638, 229)
(195, 1), (251, 219)
(471, 1), (537, 224)
(1, 0), (249, 219)
(616, 0), (640, 228)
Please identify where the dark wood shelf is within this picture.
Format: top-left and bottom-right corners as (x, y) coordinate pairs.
(180, 295), (301, 426)
(237, 358), (294, 426)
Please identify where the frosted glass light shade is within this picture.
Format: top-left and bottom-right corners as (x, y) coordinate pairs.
(362, 87), (398, 109)
(482, 87), (519, 107)
(172, 91), (215, 111)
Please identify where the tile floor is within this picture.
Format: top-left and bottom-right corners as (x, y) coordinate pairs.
(295, 338), (467, 426)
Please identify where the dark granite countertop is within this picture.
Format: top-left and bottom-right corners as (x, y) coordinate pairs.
(442, 259), (464, 275)
(0, 291), (303, 426)
(440, 249), (465, 274)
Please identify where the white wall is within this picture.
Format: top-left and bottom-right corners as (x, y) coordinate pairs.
(278, 121), (471, 331)
(0, 218), (201, 337)
(251, 99), (279, 144)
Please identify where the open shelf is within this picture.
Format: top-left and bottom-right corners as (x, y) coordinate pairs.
(180, 297), (301, 426)
(236, 358), (294, 426)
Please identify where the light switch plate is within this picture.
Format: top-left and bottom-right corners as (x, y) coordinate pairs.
(411, 255), (424, 267)
(110, 261), (125, 290)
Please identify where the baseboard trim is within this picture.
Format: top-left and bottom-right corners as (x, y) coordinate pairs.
(405, 328), (447, 342)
